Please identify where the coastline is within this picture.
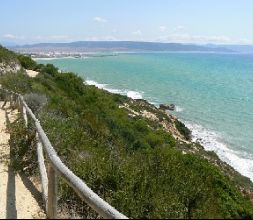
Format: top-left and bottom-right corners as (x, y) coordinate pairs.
(1, 45), (253, 217)
(85, 78), (253, 184)
(35, 55), (253, 186)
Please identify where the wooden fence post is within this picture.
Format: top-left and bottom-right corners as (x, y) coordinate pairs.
(23, 105), (28, 127)
(36, 133), (48, 211)
(48, 163), (58, 219)
(18, 96), (22, 112)
(9, 94), (12, 108)
(3, 89), (128, 219)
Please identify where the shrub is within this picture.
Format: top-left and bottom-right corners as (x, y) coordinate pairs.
(0, 45), (17, 63)
(0, 72), (32, 93)
(9, 116), (37, 176)
(24, 93), (48, 113)
(175, 119), (191, 140)
(17, 54), (37, 70)
(41, 64), (59, 76)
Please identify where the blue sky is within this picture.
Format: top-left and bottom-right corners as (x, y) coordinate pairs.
(1, 0), (253, 45)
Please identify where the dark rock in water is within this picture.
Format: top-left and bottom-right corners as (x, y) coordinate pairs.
(169, 104), (176, 111)
(159, 104), (175, 111)
(159, 104), (167, 110)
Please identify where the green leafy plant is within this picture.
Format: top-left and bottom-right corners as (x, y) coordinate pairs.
(17, 54), (37, 70)
(9, 116), (37, 176)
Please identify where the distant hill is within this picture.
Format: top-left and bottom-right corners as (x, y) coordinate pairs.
(13, 41), (234, 53)
(220, 45), (253, 53)
(206, 44), (253, 54)
(0, 41), (18, 47)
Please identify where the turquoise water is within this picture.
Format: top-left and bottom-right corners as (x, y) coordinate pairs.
(37, 52), (253, 181)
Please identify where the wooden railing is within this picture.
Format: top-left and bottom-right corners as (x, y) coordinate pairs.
(0, 87), (128, 219)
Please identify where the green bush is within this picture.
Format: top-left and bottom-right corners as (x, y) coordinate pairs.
(17, 54), (37, 70)
(9, 116), (37, 176)
(24, 93), (48, 113)
(175, 119), (192, 140)
(0, 45), (17, 63)
(0, 73), (32, 93)
(40, 64), (59, 76)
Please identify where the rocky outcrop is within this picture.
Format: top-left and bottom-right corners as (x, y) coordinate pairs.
(120, 100), (189, 142)
(159, 103), (175, 111)
(0, 45), (21, 75)
(120, 98), (253, 200)
(0, 62), (21, 75)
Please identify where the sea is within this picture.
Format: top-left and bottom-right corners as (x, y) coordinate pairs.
(37, 52), (253, 181)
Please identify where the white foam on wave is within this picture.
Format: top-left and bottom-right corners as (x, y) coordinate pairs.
(86, 80), (108, 89)
(33, 57), (75, 61)
(186, 122), (253, 182)
(33, 58), (57, 61)
(127, 91), (143, 99)
(175, 106), (184, 112)
(81, 57), (89, 60)
(107, 88), (128, 95)
(85, 79), (143, 100)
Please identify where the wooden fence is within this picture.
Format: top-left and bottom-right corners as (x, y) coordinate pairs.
(0, 87), (128, 219)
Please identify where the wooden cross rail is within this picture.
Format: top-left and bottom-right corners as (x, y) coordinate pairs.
(0, 88), (128, 219)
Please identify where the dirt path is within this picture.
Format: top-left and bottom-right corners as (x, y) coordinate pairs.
(26, 70), (39, 78)
(0, 102), (45, 219)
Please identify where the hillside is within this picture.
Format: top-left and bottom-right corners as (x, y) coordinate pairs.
(206, 44), (253, 53)
(0, 45), (39, 75)
(12, 41), (233, 53)
(0, 45), (21, 74)
(0, 48), (253, 219)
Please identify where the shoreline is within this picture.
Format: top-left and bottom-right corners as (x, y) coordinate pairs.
(35, 56), (253, 184)
(85, 78), (253, 183)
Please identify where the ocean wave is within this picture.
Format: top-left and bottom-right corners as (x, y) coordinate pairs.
(127, 91), (143, 99)
(106, 88), (126, 95)
(175, 106), (184, 112)
(86, 79), (253, 181)
(186, 122), (253, 182)
(85, 80), (108, 89)
(34, 57), (75, 61)
(85, 79), (143, 100)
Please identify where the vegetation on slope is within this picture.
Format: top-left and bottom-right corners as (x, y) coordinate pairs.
(1, 52), (253, 219)
(17, 54), (37, 70)
(0, 45), (37, 75)
(0, 45), (17, 62)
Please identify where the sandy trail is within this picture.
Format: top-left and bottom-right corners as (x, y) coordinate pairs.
(26, 70), (39, 78)
(0, 102), (45, 219)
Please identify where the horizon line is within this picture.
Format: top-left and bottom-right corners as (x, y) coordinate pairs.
(3, 40), (253, 47)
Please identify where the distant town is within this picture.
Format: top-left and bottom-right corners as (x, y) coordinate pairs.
(9, 41), (252, 59)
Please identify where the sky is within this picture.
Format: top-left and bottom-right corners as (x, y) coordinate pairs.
(1, 0), (253, 45)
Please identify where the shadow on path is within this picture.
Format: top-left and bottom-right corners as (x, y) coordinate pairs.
(19, 173), (45, 212)
(6, 165), (17, 219)
(4, 105), (45, 218)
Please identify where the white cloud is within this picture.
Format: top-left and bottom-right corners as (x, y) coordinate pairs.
(175, 25), (185, 31)
(159, 26), (167, 32)
(3, 34), (16, 39)
(3, 34), (24, 40)
(104, 35), (118, 41)
(48, 35), (70, 40)
(35, 35), (70, 40)
(158, 33), (233, 44)
(112, 29), (118, 33)
(132, 30), (142, 36)
(237, 38), (252, 44)
(94, 17), (108, 23)
(85, 35), (118, 41)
